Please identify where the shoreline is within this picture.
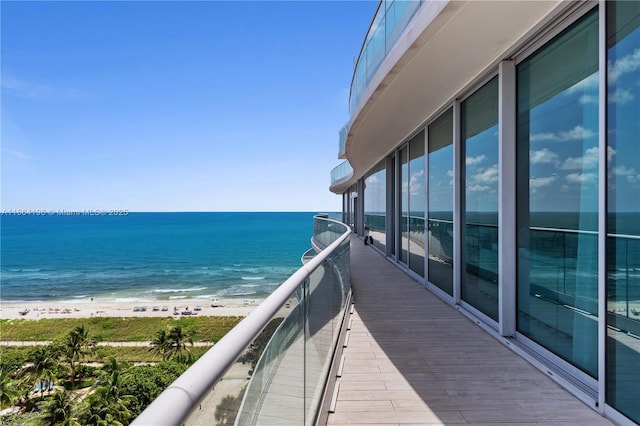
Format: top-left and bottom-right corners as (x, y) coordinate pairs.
(0, 297), (262, 320)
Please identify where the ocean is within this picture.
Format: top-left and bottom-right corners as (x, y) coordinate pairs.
(1, 212), (317, 303)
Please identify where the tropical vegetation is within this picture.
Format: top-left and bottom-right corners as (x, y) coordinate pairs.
(0, 317), (237, 425)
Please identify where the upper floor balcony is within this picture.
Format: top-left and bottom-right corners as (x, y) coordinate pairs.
(330, 161), (353, 193)
(348, 0), (426, 117)
(338, 0), (570, 193)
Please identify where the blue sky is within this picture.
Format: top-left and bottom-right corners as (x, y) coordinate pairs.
(1, 0), (377, 212)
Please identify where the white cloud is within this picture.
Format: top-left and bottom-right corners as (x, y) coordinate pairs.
(366, 175), (379, 184)
(608, 146), (616, 163)
(474, 165), (499, 184)
(446, 170), (454, 177)
(580, 94), (598, 105)
(613, 166), (640, 183)
(531, 148), (559, 165)
(560, 147), (599, 170)
(409, 170), (424, 195)
(566, 172), (597, 184)
(467, 184), (490, 192)
(609, 89), (634, 105)
(466, 165), (498, 192)
(530, 175), (558, 189)
(466, 155), (486, 165)
(609, 48), (640, 82)
(531, 125), (596, 143)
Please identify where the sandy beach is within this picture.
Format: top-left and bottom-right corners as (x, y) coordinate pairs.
(0, 298), (262, 320)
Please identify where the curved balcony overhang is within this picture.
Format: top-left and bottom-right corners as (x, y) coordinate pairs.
(339, 0), (571, 191)
(329, 160), (354, 193)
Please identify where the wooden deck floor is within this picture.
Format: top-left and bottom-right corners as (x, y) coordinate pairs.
(327, 236), (613, 426)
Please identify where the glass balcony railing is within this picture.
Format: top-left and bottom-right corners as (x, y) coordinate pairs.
(132, 215), (351, 426)
(338, 123), (348, 158)
(330, 160), (353, 187)
(349, 0), (426, 115)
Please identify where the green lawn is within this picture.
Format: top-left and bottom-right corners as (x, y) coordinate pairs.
(0, 316), (243, 342)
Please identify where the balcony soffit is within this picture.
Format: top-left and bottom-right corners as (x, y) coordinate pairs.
(341, 0), (567, 190)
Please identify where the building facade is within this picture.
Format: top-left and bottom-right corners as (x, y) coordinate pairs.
(331, 1), (639, 424)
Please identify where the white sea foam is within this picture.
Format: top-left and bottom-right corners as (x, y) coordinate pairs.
(153, 287), (207, 294)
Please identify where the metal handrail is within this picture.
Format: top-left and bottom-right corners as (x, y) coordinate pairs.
(132, 216), (351, 426)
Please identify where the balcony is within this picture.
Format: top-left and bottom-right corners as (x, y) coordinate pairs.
(133, 215), (351, 425)
(349, 0), (426, 116)
(330, 161), (353, 193)
(133, 215), (617, 425)
(327, 235), (613, 425)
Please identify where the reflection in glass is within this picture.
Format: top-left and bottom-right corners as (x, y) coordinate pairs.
(364, 161), (387, 251)
(462, 77), (499, 321)
(408, 133), (425, 277)
(606, 1), (640, 422)
(428, 109), (454, 294)
(400, 147), (409, 265)
(516, 9), (599, 377)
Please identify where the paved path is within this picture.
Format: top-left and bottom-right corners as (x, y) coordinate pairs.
(327, 236), (613, 425)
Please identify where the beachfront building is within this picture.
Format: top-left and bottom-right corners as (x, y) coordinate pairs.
(331, 1), (639, 425)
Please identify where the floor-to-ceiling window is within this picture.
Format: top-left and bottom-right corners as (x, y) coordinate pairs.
(400, 146), (409, 265)
(408, 132), (426, 277)
(516, 9), (599, 378)
(606, 1), (640, 421)
(462, 77), (499, 321)
(399, 133), (426, 276)
(350, 185), (358, 231)
(364, 161), (387, 251)
(428, 109), (454, 295)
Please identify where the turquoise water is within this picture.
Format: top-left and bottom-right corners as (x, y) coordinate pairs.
(1, 212), (316, 302)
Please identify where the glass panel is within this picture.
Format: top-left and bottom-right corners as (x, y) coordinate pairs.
(516, 9), (599, 377)
(235, 292), (305, 426)
(385, 0), (421, 54)
(366, 10), (386, 85)
(305, 267), (334, 423)
(409, 132), (426, 277)
(428, 108), (454, 295)
(462, 77), (499, 321)
(606, 1), (640, 422)
(400, 146), (409, 265)
(389, 156), (396, 256)
(364, 161), (387, 251)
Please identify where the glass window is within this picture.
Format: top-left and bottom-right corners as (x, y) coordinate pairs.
(428, 109), (454, 295)
(400, 146), (409, 265)
(462, 77), (499, 321)
(408, 133), (426, 277)
(516, 9), (599, 377)
(606, 1), (640, 422)
(364, 161), (387, 251)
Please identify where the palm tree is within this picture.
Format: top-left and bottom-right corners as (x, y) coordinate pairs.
(63, 325), (96, 385)
(78, 364), (132, 426)
(149, 330), (171, 361)
(167, 326), (194, 362)
(20, 345), (59, 389)
(40, 389), (79, 426)
(0, 368), (20, 408)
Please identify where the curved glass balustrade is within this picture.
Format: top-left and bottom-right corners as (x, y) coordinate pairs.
(331, 160), (353, 187)
(133, 216), (351, 426)
(349, 0), (426, 114)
